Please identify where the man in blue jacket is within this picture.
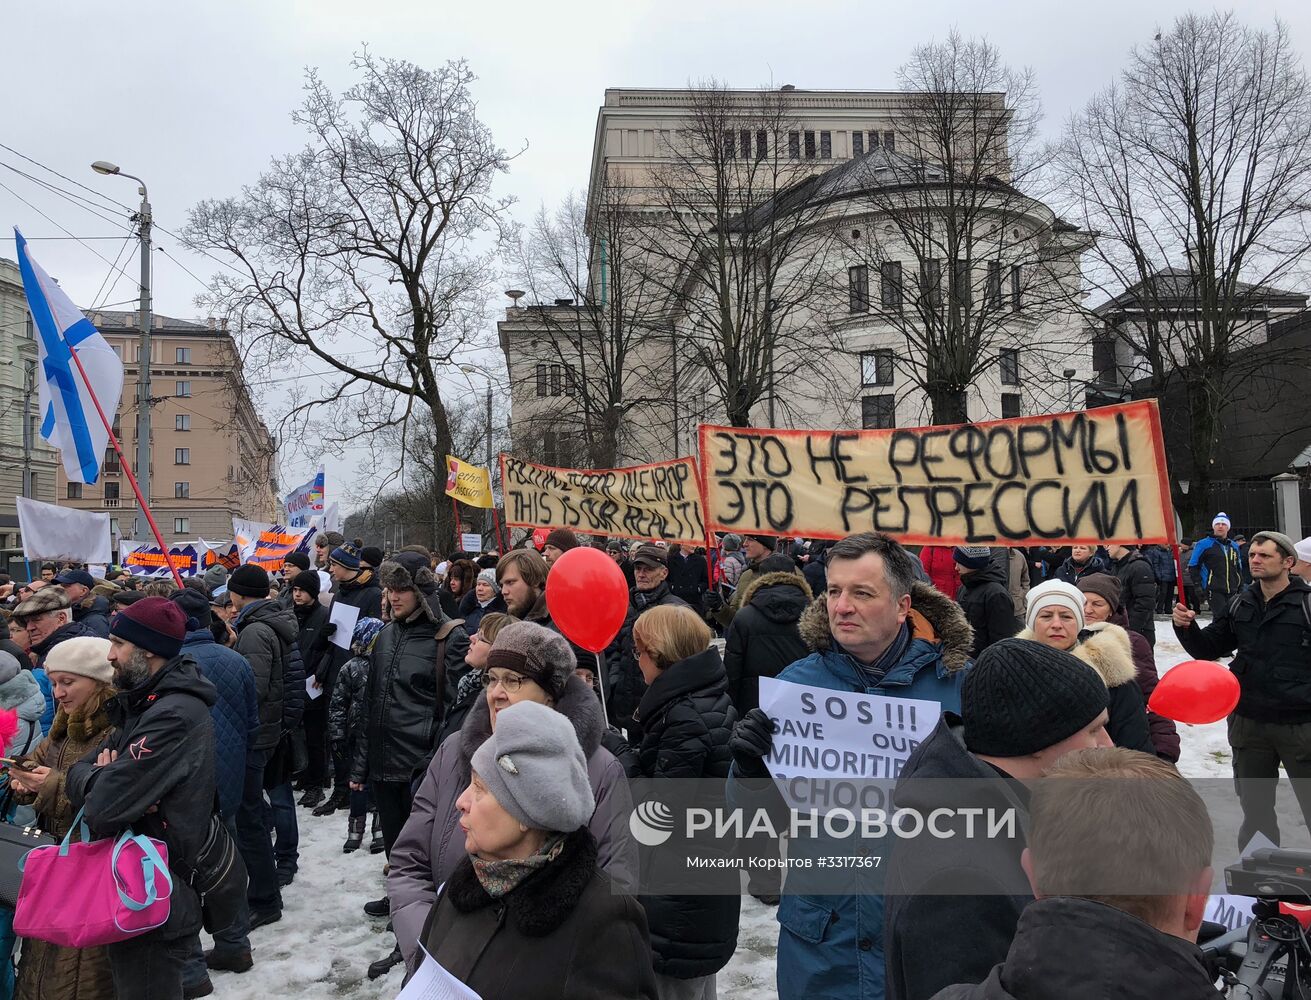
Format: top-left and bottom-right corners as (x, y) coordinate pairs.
(1188, 512), (1245, 620)
(171, 587), (260, 987)
(728, 532), (972, 1000)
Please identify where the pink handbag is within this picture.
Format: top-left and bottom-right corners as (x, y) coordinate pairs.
(14, 807), (173, 947)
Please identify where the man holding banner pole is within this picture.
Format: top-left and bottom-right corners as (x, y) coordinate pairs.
(727, 532), (972, 1000)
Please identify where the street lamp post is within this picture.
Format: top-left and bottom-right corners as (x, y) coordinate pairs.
(92, 161), (152, 539)
(1063, 368), (1078, 412)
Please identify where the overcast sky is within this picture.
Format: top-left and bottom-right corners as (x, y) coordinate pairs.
(5, 0), (1309, 509)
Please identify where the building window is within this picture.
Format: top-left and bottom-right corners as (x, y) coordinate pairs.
(952, 259), (972, 311)
(104, 448), (120, 474)
(920, 259), (942, 310)
(860, 349), (895, 387)
(174, 518), (190, 535)
(722, 130), (735, 159)
(883, 131), (896, 152)
(999, 347), (1020, 386)
(862, 394), (896, 429)
(175, 347), (191, 363)
(175, 482), (189, 498)
(788, 131), (800, 159)
(175, 448), (190, 465)
(1010, 265), (1023, 312)
(535, 363), (548, 397)
(1093, 338), (1118, 383)
(111, 413), (121, 437)
(29, 473), (37, 499)
(105, 482), (120, 500)
(869, 130), (881, 150)
(110, 518), (120, 535)
(820, 131), (832, 159)
(986, 261), (1003, 310)
(175, 380), (191, 397)
(848, 265), (870, 313)
(880, 261), (903, 312)
(67, 483), (82, 500)
(804, 131), (816, 159)
(1001, 393), (1022, 419)
(550, 364), (563, 396)
(176, 414), (190, 431)
(852, 131), (864, 157)
(24, 315), (34, 340)
(738, 129), (751, 159)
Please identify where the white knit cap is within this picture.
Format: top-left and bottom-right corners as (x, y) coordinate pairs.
(1213, 512), (1231, 528)
(43, 636), (114, 685)
(1025, 579), (1086, 633)
(1297, 537), (1311, 565)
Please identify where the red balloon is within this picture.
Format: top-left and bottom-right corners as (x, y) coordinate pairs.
(546, 546), (630, 653)
(1148, 659), (1240, 725)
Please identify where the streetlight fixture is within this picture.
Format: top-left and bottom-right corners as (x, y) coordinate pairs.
(92, 160), (153, 539)
(1063, 368), (1078, 413)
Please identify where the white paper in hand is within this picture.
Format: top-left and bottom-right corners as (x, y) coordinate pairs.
(305, 676), (323, 701)
(396, 945), (482, 999)
(327, 601), (360, 650)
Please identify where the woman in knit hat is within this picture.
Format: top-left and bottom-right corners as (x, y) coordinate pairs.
(1077, 574), (1180, 762)
(8, 636), (116, 1000)
(421, 701), (657, 999)
(458, 568), (507, 636)
(1017, 579), (1153, 754)
(387, 620), (639, 975)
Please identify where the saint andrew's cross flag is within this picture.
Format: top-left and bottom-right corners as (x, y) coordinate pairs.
(15, 230), (124, 484)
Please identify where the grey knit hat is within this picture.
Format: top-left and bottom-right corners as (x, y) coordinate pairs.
(471, 700), (594, 833)
(477, 568), (500, 595)
(202, 564), (229, 593)
(486, 620), (577, 700)
(1251, 530), (1297, 560)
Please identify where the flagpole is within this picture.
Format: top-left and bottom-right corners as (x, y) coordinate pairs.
(64, 347), (183, 586)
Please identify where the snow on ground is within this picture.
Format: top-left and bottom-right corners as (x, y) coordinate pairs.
(206, 618), (1287, 998)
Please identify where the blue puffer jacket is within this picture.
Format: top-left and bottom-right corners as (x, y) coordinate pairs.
(728, 582), (973, 1000)
(182, 629), (258, 819)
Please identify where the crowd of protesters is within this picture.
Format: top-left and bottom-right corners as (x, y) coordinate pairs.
(0, 512), (1303, 999)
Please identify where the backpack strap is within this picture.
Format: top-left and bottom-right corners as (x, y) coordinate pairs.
(433, 618), (465, 721)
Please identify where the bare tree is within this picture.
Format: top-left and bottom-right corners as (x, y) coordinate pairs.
(183, 51), (513, 546)
(504, 184), (673, 466)
(641, 81), (847, 427)
(836, 33), (1086, 425)
(1056, 12), (1311, 532)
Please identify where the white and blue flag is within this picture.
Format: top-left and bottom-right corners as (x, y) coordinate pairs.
(15, 228), (124, 484)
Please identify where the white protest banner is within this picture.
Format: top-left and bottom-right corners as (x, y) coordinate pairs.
(460, 532), (482, 553)
(328, 601), (360, 650)
(757, 677), (940, 811)
(232, 517), (273, 564)
(1206, 894), (1255, 932)
(16, 495), (112, 564)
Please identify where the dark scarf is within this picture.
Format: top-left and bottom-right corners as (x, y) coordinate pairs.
(470, 833), (567, 898)
(852, 620), (912, 684)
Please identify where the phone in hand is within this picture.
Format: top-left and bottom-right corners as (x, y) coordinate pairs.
(0, 757), (35, 772)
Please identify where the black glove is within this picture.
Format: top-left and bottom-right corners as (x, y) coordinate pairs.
(702, 591), (724, 614)
(730, 708), (774, 780)
(323, 623), (337, 636)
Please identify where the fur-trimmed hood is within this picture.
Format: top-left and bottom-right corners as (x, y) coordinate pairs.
(797, 581), (973, 674)
(738, 570), (812, 611)
(1015, 621), (1137, 689)
(458, 673), (603, 777)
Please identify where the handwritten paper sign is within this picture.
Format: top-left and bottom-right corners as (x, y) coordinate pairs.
(757, 677), (941, 810)
(699, 400), (1173, 546)
(500, 454), (706, 545)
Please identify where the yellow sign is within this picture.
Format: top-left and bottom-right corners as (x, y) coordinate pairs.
(444, 456), (494, 509)
(699, 400), (1174, 546)
(500, 454), (706, 545)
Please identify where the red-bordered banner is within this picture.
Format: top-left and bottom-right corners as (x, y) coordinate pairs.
(499, 453), (706, 545)
(698, 400), (1176, 546)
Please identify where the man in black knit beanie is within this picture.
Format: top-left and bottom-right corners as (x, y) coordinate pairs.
(884, 638), (1114, 1000)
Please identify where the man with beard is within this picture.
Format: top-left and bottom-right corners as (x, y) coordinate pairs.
(495, 549), (552, 624)
(606, 543), (688, 733)
(66, 597), (217, 999)
(53, 568), (111, 637)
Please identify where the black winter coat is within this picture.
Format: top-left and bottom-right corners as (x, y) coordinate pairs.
(956, 563), (1019, 658)
(1110, 550), (1157, 645)
(322, 571), (385, 688)
(71, 595), (111, 638)
(605, 582), (689, 734)
(233, 599), (301, 751)
(422, 829), (657, 1000)
(632, 647), (741, 978)
(328, 652), (368, 756)
(885, 715), (1033, 1000)
(1176, 576), (1311, 724)
(292, 601), (333, 685)
(1054, 554), (1109, 585)
(456, 588), (507, 637)
(66, 655), (217, 941)
(722, 570), (811, 715)
(350, 597), (469, 784)
(930, 897), (1222, 1000)
(32, 619), (101, 669)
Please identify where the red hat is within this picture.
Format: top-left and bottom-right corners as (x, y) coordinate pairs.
(109, 596), (187, 659)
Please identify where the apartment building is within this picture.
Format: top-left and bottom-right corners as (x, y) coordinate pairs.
(55, 310), (279, 544)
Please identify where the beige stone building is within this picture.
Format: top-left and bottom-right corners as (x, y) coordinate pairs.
(55, 310), (279, 545)
(500, 86), (1095, 467)
(0, 256), (59, 564)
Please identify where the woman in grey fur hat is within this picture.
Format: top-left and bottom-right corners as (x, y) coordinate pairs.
(386, 620), (639, 976)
